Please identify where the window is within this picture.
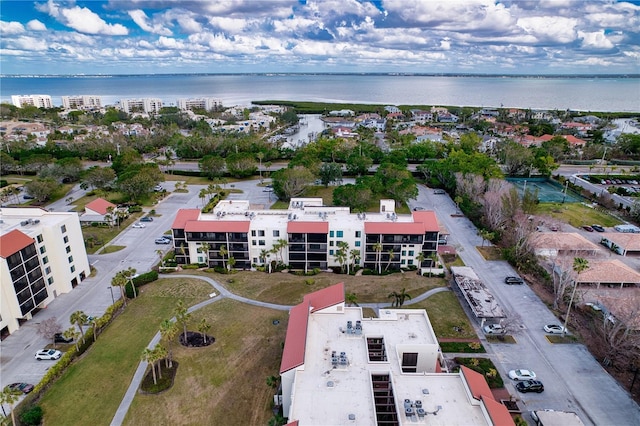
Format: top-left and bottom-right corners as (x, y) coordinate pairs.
(355, 231), (361, 238)
(45, 266), (51, 274)
(61, 225), (67, 233)
(402, 352), (418, 373)
(70, 265), (76, 273)
(401, 251), (406, 256)
(330, 241), (334, 246)
(408, 260), (414, 265)
(47, 277), (54, 285)
(63, 236), (69, 243)
(329, 250), (334, 255)
(273, 230), (280, 237)
(37, 234), (43, 243)
(68, 255), (73, 263)
(259, 240), (265, 246)
(336, 231), (343, 238)
(258, 230), (265, 237)
(42, 256), (49, 265)
(401, 259), (406, 264)
(355, 241), (361, 247)
(409, 250), (414, 256)
(66, 246), (71, 253)
(39, 246), (46, 254)
(330, 231), (335, 237)
(252, 240), (257, 246)
(251, 230), (256, 237)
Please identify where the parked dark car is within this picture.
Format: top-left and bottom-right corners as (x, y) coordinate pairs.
(23, 194), (35, 200)
(7, 383), (34, 394)
(140, 216), (154, 222)
(515, 380), (544, 393)
(582, 225), (594, 232)
(591, 224), (605, 232)
(54, 333), (73, 344)
(504, 276), (524, 285)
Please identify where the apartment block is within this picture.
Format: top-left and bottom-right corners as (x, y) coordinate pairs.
(279, 283), (514, 425)
(119, 98), (163, 114)
(176, 97), (222, 112)
(11, 95), (53, 109)
(171, 198), (441, 274)
(0, 208), (90, 338)
(61, 95), (102, 110)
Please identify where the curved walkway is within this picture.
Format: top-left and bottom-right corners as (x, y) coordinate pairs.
(110, 275), (448, 425)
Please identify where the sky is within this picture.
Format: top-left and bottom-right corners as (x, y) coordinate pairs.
(1, 0), (639, 75)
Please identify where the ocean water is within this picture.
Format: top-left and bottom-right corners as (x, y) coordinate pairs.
(1, 74), (639, 112)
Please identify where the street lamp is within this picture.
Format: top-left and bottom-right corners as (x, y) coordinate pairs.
(107, 286), (115, 304)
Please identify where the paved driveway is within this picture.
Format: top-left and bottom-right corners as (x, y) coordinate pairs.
(411, 185), (640, 426)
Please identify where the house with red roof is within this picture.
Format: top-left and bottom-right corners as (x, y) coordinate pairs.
(82, 197), (117, 224)
(171, 198), (442, 274)
(279, 284), (514, 425)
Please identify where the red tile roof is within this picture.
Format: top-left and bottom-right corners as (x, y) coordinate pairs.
(84, 197), (116, 215)
(412, 211), (440, 232)
(279, 300), (310, 374)
(482, 395), (516, 426)
(461, 366), (493, 400)
(304, 282), (344, 313)
(171, 209), (201, 229)
(287, 221), (329, 234)
(364, 221), (426, 235)
(280, 283), (345, 374)
(0, 229), (35, 259)
(184, 220), (250, 233)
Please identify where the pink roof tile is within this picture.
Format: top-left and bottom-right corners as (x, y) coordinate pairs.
(461, 366), (493, 401)
(85, 197), (116, 215)
(171, 209), (201, 229)
(0, 229), (35, 259)
(482, 396), (515, 426)
(304, 282), (345, 313)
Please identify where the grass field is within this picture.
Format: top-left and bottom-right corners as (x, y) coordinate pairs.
(535, 202), (622, 228)
(410, 291), (477, 340)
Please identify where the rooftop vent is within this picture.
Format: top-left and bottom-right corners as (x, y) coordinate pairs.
(348, 414), (355, 421)
(327, 381), (334, 387)
(422, 388), (430, 395)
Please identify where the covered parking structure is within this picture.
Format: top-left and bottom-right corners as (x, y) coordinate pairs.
(576, 259), (640, 289)
(599, 233), (640, 256)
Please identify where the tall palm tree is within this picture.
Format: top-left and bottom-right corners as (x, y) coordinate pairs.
(416, 252), (425, 274)
(70, 310), (88, 341)
(174, 300), (191, 341)
(121, 267), (138, 299)
(64, 327), (81, 351)
(385, 249), (395, 271)
(373, 242), (383, 275)
(111, 273), (128, 306)
(0, 386), (21, 426)
(141, 348), (158, 385)
(198, 188), (207, 207)
(198, 318), (212, 344)
(219, 244), (227, 269)
(337, 241), (350, 274)
(563, 257), (589, 336)
(349, 249), (361, 272)
(154, 345), (168, 379)
(228, 256), (236, 270)
(160, 319), (178, 368)
(155, 249), (165, 267)
(276, 239), (288, 264)
(397, 288), (412, 307)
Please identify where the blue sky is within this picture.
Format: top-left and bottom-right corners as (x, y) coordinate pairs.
(1, 0), (639, 75)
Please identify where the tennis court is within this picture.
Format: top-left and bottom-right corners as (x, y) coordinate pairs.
(506, 178), (583, 203)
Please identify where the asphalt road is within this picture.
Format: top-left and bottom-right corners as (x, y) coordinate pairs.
(411, 185), (640, 426)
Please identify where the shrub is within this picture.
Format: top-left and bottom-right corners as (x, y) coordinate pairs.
(305, 279), (315, 285)
(182, 264), (200, 269)
(126, 270), (159, 297)
(0, 179), (8, 188)
(128, 205), (142, 213)
(20, 405), (43, 426)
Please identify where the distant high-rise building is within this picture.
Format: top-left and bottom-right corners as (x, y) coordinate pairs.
(11, 95), (53, 109)
(119, 98), (163, 114)
(176, 97), (222, 112)
(61, 95), (102, 110)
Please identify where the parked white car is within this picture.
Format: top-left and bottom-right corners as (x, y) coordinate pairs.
(35, 349), (62, 360)
(483, 324), (504, 334)
(132, 223), (146, 228)
(543, 324), (567, 334)
(508, 369), (536, 381)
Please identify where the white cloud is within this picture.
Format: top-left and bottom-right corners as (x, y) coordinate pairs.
(37, 0), (128, 35)
(208, 16), (249, 33)
(578, 31), (614, 50)
(516, 16), (577, 44)
(128, 10), (172, 36)
(1, 21), (25, 35)
(26, 20), (47, 31)
(9, 36), (49, 51)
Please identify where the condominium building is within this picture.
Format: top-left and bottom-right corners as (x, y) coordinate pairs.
(0, 208), (90, 338)
(119, 98), (163, 114)
(61, 95), (102, 110)
(176, 97), (222, 112)
(171, 198), (441, 274)
(279, 283), (514, 425)
(11, 95), (53, 109)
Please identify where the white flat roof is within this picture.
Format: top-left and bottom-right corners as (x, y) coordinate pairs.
(289, 307), (490, 425)
(0, 208), (76, 238)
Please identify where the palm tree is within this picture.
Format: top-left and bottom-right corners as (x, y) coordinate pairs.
(416, 252), (425, 274)
(345, 292), (359, 307)
(155, 249), (165, 267)
(373, 242), (383, 275)
(121, 267), (138, 299)
(199, 242), (211, 266)
(259, 249), (269, 265)
(385, 249), (395, 271)
(111, 273), (128, 307)
(429, 252), (438, 276)
(141, 347), (158, 385)
(219, 244), (227, 269)
(174, 300), (191, 341)
(198, 318), (212, 344)
(0, 385), (21, 426)
(228, 256), (236, 270)
(64, 326), (81, 352)
(563, 257), (589, 336)
(388, 291), (400, 307)
(388, 288), (412, 307)
(336, 241), (350, 274)
(349, 249), (361, 272)
(160, 319), (178, 368)
(70, 310), (88, 342)
(276, 239), (288, 264)
(198, 188), (207, 207)
(266, 375), (280, 389)
(154, 345), (168, 379)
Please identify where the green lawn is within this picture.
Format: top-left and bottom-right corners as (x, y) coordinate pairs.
(37, 278), (212, 426)
(82, 216), (143, 254)
(535, 202), (621, 228)
(410, 291), (477, 340)
(100, 245), (126, 254)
